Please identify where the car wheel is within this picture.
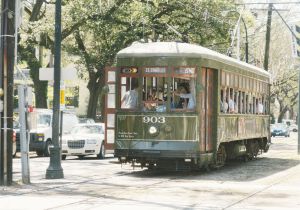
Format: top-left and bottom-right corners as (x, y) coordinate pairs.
(44, 141), (52, 157)
(61, 155), (66, 160)
(78, 155), (84, 160)
(97, 141), (105, 159)
(293, 129), (297, 132)
(36, 150), (44, 157)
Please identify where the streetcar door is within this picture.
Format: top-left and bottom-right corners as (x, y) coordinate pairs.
(200, 68), (217, 152)
(104, 67), (117, 155)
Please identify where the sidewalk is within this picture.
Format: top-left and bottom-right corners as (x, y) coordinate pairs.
(1, 136), (300, 210)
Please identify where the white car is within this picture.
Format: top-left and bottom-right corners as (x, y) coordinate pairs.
(61, 123), (105, 160)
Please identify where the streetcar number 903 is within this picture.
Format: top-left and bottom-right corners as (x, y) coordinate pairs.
(143, 116), (166, 124)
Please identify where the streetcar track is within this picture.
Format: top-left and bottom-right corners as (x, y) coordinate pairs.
(222, 167), (299, 210)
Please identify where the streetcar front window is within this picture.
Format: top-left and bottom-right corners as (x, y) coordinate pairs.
(142, 76), (168, 112)
(120, 77), (139, 110)
(119, 66), (196, 112)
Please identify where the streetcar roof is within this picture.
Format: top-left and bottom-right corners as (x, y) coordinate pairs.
(117, 42), (270, 78)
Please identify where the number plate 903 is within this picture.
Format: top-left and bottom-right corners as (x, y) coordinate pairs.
(142, 116), (166, 124)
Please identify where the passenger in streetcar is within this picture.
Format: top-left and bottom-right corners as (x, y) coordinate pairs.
(221, 91), (228, 113)
(257, 98), (264, 114)
(228, 94), (235, 113)
(121, 80), (139, 109)
(174, 84), (195, 109)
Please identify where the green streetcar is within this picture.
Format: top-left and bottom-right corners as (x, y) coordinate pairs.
(104, 42), (270, 170)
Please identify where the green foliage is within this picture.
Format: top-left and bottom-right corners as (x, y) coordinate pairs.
(19, 0), (238, 115)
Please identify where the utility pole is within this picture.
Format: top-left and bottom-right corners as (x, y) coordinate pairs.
(263, 3), (273, 71)
(0, 0), (15, 186)
(18, 85), (30, 184)
(46, 0), (64, 179)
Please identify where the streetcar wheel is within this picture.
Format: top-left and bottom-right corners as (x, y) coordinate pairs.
(248, 141), (259, 159)
(215, 144), (227, 168)
(147, 163), (155, 170)
(243, 155), (249, 162)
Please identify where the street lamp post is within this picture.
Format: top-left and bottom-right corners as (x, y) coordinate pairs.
(228, 11), (249, 63)
(46, 0), (63, 179)
(240, 19), (249, 63)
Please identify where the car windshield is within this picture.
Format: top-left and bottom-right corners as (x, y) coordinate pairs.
(37, 114), (51, 127)
(71, 125), (103, 135)
(274, 124), (286, 129)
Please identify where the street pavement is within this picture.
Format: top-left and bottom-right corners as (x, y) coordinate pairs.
(1, 133), (300, 210)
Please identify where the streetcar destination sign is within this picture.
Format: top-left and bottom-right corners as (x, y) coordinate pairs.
(174, 67), (196, 75)
(144, 67), (167, 74)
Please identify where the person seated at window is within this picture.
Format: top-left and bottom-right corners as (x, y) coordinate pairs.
(174, 85), (195, 110)
(144, 92), (157, 111)
(222, 98), (228, 113)
(228, 94), (235, 113)
(257, 98), (264, 114)
(121, 81), (139, 109)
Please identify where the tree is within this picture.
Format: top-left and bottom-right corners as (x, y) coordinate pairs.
(19, 0), (49, 108)
(247, 7), (299, 122)
(64, 0), (236, 118)
(19, 0), (237, 117)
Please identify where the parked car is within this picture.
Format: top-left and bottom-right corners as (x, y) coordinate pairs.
(78, 118), (95, 124)
(271, 123), (290, 137)
(16, 109), (79, 157)
(289, 124), (298, 132)
(282, 119), (295, 127)
(61, 123), (105, 160)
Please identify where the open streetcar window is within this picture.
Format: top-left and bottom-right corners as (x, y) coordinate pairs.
(171, 67), (196, 111)
(120, 67), (139, 110)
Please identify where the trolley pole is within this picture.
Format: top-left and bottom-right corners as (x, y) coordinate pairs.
(46, 0), (64, 179)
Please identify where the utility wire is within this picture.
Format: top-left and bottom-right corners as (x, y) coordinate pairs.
(236, 2), (300, 5)
(272, 5), (298, 39)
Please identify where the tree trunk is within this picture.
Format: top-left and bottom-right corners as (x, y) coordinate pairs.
(289, 108), (294, 120)
(33, 79), (48, 108)
(278, 106), (289, 123)
(86, 78), (101, 119)
(25, 46), (48, 108)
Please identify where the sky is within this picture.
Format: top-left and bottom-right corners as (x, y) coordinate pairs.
(239, 0), (300, 23)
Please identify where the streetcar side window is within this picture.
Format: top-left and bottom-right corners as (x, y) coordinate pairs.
(171, 78), (196, 110)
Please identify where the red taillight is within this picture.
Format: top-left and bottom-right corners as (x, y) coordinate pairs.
(13, 131), (16, 142)
(28, 105), (34, 113)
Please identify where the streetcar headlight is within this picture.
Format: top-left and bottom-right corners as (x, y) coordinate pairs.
(148, 126), (158, 135)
